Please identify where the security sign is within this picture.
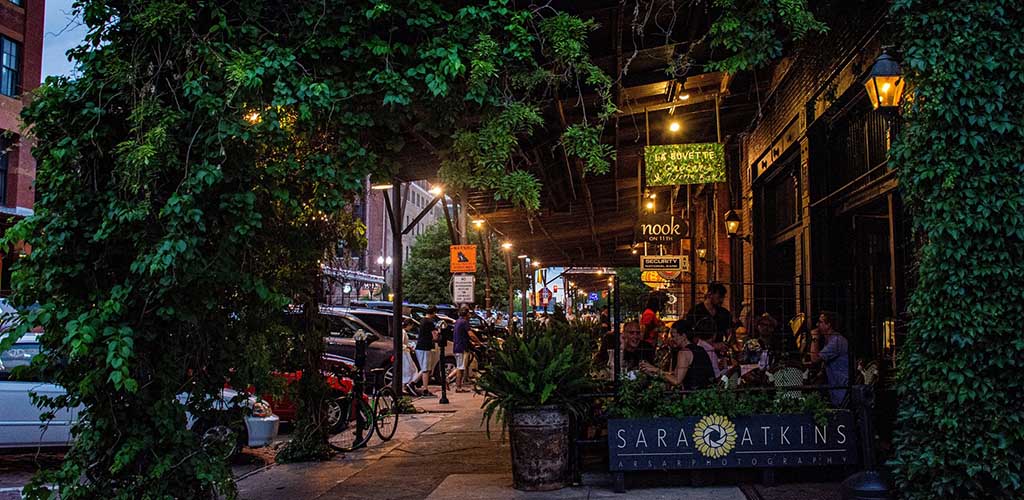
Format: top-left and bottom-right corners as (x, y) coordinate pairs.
(449, 245), (477, 273)
(641, 255), (688, 273)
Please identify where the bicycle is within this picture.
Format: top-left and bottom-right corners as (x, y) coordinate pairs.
(325, 366), (398, 451)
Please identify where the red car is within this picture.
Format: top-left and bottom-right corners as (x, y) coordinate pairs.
(266, 353), (357, 423)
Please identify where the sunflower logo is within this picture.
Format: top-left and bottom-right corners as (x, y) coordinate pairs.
(692, 414), (737, 459)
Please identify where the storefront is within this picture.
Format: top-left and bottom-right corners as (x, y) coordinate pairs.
(740, 0), (905, 373)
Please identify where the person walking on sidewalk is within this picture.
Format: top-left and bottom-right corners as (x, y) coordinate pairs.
(448, 307), (472, 392)
(415, 306), (441, 397)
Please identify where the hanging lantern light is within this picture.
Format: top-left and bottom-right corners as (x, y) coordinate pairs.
(864, 50), (905, 110)
(724, 210), (741, 237)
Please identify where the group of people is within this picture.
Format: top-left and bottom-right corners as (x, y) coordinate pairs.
(402, 306), (476, 398)
(603, 283), (851, 406)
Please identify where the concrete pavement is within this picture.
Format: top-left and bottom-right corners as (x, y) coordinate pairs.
(236, 389), (748, 500)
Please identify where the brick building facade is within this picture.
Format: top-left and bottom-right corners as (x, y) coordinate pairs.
(737, 0), (905, 367)
(0, 0), (43, 294)
(325, 179), (445, 305)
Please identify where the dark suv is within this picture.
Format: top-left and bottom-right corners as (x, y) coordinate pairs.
(318, 308), (395, 387)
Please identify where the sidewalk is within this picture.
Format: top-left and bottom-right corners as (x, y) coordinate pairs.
(236, 389), (747, 500)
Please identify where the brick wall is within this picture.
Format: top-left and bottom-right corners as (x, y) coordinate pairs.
(1, 0), (43, 212)
(739, 1), (888, 314)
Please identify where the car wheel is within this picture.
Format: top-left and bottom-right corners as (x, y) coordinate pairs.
(325, 397), (343, 432)
(201, 424), (238, 459)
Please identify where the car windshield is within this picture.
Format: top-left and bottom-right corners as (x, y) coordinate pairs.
(349, 313), (392, 337)
(324, 316), (364, 338)
(0, 342), (40, 378)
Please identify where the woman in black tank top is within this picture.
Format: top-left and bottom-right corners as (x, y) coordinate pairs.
(641, 321), (714, 390)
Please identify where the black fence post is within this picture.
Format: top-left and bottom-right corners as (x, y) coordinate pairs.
(842, 385), (890, 499)
(612, 276), (621, 386)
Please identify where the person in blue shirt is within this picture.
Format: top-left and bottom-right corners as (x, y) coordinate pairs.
(810, 311), (849, 406)
(448, 307), (472, 393)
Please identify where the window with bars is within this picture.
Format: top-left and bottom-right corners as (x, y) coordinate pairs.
(1, 37), (20, 97)
(823, 107), (891, 191)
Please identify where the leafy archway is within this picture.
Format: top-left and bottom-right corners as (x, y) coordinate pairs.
(1, 1), (825, 498)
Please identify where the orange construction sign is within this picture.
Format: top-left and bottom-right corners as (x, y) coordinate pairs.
(449, 245), (477, 273)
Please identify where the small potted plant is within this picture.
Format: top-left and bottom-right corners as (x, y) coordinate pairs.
(476, 321), (595, 491)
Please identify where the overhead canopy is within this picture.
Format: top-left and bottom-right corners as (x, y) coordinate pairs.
(396, 3), (767, 268)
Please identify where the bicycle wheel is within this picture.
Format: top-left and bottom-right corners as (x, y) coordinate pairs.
(374, 387), (399, 441)
(327, 395), (374, 452)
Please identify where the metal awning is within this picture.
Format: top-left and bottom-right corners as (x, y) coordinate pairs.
(322, 267), (385, 285)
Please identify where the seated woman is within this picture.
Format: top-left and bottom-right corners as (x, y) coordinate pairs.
(639, 321), (715, 390)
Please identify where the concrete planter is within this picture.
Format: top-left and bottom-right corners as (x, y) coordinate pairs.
(508, 405), (570, 491)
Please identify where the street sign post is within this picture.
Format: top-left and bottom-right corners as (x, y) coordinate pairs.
(539, 287), (552, 308)
(453, 274), (475, 304)
(449, 245), (477, 273)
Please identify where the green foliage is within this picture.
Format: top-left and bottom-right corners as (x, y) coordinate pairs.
(562, 125), (616, 176)
(706, 0), (828, 73)
(589, 268), (646, 315)
(609, 373), (830, 425)
(476, 321), (596, 435)
(403, 220), (509, 306)
(888, 1), (1024, 498)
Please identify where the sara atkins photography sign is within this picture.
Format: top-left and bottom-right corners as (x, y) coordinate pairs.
(645, 143), (726, 186)
(636, 214), (688, 243)
(608, 412), (857, 471)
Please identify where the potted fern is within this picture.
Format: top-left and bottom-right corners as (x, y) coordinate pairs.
(476, 320), (595, 491)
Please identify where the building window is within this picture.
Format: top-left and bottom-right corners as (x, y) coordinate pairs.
(7, 1), (23, 7)
(1, 37), (20, 97)
(0, 138), (9, 205)
(761, 161), (800, 237)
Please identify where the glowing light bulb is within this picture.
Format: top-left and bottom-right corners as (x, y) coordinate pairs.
(669, 121), (681, 132)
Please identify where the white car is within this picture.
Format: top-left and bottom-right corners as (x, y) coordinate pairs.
(0, 334), (78, 448)
(1, 333), (279, 450)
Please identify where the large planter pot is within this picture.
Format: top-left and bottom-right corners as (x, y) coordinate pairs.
(509, 405), (570, 491)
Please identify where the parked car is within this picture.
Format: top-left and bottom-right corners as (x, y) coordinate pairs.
(0, 334), (78, 449)
(265, 352), (355, 424)
(315, 308), (396, 388)
(349, 300), (394, 311)
(1, 333), (279, 451)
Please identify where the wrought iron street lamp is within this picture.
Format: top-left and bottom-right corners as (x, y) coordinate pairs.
(696, 242), (708, 262)
(864, 50), (905, 110)
(724, 209), (750, 242)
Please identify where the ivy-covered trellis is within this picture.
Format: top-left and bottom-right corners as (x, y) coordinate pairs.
(0, 0), (827, 498)
(890, 0), (1024, 498)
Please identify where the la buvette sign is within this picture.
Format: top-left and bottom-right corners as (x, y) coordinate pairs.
(608, 412), (857, 471)
(645, 143), (726, 186)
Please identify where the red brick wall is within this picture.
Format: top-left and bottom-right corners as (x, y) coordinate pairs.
(1, 0), (43, 211)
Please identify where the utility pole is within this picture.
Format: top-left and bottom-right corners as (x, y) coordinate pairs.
(388, 181), (404, 397)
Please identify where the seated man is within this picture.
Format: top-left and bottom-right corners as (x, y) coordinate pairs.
(809, 311), (849, 406)
(608, 321), (655, 374)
